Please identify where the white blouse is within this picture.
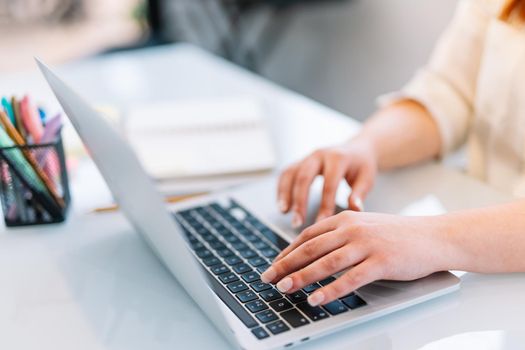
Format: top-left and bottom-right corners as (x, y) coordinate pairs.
(380, 0), (525, 197)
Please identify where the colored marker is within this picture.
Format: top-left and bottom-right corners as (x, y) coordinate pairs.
(1, 97), (15, 125)
(20, 95), (44, 143)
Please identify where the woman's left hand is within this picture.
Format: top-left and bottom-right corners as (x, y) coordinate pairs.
(260, 211), (454, 306)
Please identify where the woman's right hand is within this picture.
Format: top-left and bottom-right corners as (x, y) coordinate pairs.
(277, 138), (378, 228)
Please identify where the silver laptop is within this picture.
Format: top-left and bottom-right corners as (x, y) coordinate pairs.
(37, 59), (460, 350)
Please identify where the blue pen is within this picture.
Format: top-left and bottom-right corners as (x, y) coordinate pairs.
(38, 107), (47, 126)
(1, 97), (16, 125)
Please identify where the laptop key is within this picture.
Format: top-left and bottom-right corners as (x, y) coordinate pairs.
(211, 264), (230, 275)
(256, 264), (270, 274)
(286, 290), (307, 303)
(195, 227), (208, 235)
(232, 242), (249, 251)
(341, 294), (367, 309)
(244, 233), (260, 242)
(245, 299), (268, 313)
(186, 233), (198, 243)
(217, 248), (234, 258)
(256, 310), (279, 324)
(236, 227), (251, 237)
(219, 272), (239, 284)
(259, 228), (290, 251)
(266, 320), (290, 335)
(202, 256), (221, 267)
(225, 255), (242, 266)
(261, 248), (278, 259)
(319, 276), (336, 286)
(227, 281), (249, 294)
(196, 248), (213, 259)
(260, 288), (282, 302)
(224, 234), (240, 243)
(297, 302), (330, 321)
(323, 300), (348, 315)
(239, 249), (257, 259)
(281, 309), (310, 328)
(248, 257), (266, 267)
(303, 283), (321, 293)
(251, 327), (270, 340)
(237, 290), (258, 303)
(190, 241), (205, 250)
(253, 241), (270, 250)
(269, 298), (293, 312)
(241, 271), (260, 283)
(209, 241), (227, 250)
(233, 263), (252, 274)
(250, 281), (272, 292)
(202, 234), (217, 243)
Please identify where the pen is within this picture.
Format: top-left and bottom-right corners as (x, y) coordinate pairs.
(11, 97), (27, 140)
(92, 192), (207, 213)
(2, 97), (15, 125)
(20, 96), (44, 143)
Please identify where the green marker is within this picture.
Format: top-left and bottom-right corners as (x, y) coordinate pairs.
(1, 97), (16, 125)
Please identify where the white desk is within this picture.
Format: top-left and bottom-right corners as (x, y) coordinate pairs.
(1, 44), (524, 350)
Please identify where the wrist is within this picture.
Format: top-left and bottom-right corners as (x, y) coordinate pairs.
(427, 214), (469, 272)
(345, 133), (379, 166)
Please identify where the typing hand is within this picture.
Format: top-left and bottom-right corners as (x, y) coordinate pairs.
(277, 139), (377, 228)
(261, 211), (450, 306)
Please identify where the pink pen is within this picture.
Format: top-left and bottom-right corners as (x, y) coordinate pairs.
(20, 95), (44, 144)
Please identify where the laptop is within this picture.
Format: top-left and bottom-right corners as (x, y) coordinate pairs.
(36, 59), (460, 350)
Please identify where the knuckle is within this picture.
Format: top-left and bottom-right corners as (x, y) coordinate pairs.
(282, 166), (296, 179)
(323, 182), (337, 195)
(275, 259), (290, 275)
(345, 270), (364, 287)
(295, 173), (310, 186)
(300, 227), (313, 240)
(340, 210), (355, 221)
(321, 254), (342, 272)
(349, 223), (365, 237)
(312, 149), (324, 158)
(329, 281), (348, 297)
(301, 241), (317, 257)
(374, 256), (392, 276)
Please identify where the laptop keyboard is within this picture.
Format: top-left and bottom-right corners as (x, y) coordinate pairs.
(173, 199), (367, 340)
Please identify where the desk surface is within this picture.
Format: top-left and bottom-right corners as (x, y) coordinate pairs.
(0, 44), (524, 350)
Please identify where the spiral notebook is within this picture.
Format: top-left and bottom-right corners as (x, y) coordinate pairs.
(125, 98), (276, 183)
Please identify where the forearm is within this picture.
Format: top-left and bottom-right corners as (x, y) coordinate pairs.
(437, 200), (525, 273)
(352, 100), (442, 171)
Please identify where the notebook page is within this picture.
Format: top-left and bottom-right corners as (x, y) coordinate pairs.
(125, 98), (276, 179)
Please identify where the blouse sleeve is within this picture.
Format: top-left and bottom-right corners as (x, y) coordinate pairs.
(377, 0), (494, 156)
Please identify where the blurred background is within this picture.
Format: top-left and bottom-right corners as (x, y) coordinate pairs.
(0, 0), (457, 121)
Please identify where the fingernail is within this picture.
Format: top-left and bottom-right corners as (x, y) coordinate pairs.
(261, 267), (276, 283)
(292, 213), (303, 228)
(354, 197), (364, 212)
(278, 199), (288, 212)
(308, 292), (325, 306)
(276, 277), (293, 293)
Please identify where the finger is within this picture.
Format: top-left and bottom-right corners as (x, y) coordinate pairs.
(307, 259), (383, 306)
(262, 230), (346, 284)
(290, 158), (322, 227)
(277, 164), (298, 213)
(316, 161), (346, 221)
(276, 244), (367, 294)
(273, 215), (340, 263)
(347, 167), (374, 212)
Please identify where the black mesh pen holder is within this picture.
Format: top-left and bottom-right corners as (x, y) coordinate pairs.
(0, 135), (71, 227)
